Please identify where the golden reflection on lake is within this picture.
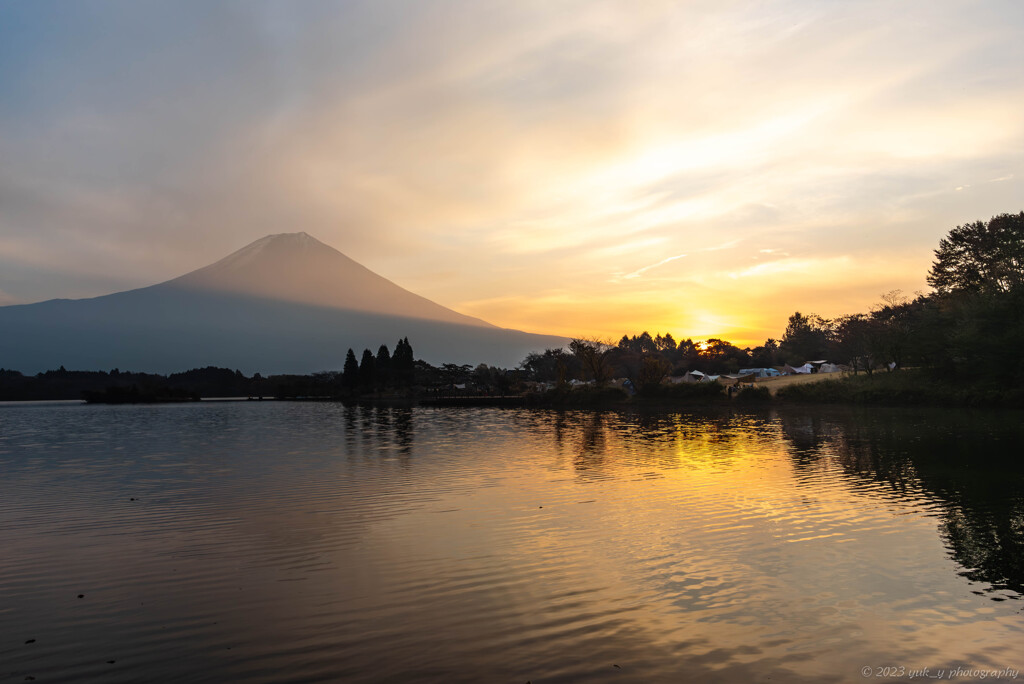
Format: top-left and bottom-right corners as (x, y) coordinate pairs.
(0, 402), (1021, 682)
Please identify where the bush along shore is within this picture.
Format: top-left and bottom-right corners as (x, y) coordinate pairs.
(5, 364), (1022, 409)
(532, 371), (1024, 409)
(430, 370), (1024, 409)
(771, 369), (1024, 408)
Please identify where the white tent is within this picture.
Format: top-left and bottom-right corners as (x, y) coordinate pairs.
(739, 367), (780, 378)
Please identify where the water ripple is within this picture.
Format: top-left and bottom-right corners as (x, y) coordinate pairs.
(1, 403), (1021, 682)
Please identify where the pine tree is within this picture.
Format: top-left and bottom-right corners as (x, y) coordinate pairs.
(376, 344), (392, 386)
(393, 337), (415, 386)
(358, 349), (376, 390)
(342, 349), (359, 390)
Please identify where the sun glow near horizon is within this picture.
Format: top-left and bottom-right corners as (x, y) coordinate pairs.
(0, 1), (1021, 349)
(451, 241), (932, 348)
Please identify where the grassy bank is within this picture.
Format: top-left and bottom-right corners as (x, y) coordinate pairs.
(516, 370), (1023, 409)
(774, 369), (1024, 408)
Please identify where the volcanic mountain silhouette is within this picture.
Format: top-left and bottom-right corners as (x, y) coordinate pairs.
(0, 233), (567, 373)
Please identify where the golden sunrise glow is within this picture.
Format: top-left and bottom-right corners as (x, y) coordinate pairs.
(1, 1), (1022, 349)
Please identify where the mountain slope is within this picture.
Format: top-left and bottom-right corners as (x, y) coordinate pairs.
(0, 234), (567, 374)
(165, 232), (493, 328)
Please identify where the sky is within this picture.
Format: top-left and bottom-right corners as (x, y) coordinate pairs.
(2, 0), (1022, 347)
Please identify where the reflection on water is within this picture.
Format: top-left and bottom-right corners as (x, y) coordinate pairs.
(778, 410), (1024, 598)
(0, 402), (1021, 683)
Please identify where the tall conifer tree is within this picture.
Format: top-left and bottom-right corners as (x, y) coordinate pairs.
(342, 349), (359, 390)
(358, 349), (376, 390)
(376, 345), (392, 386)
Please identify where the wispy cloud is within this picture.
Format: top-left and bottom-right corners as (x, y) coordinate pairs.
(616, 239), (742, 281)
(622, 253), (688, 280)
(702, 240), (741, 253)
(1, 0), (1022, 343)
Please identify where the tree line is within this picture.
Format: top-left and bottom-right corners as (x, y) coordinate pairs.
(0, 337), (521, 400)
(3, 211), (1020, 401)
(520, 211), (1024, 392)
(341, 337), (416, 393)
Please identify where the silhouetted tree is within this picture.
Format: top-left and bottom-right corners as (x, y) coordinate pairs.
(780, 312), (831, 363)
(358, 349), (376, 390)
(749, 338), (780, 368)
(636, 331), (656, 353)
(471, 363), (513, 394)
(673, 338), (701, 372)
(616, 331), (659, 354)
(831, 314), (884, 373)
(928, 212), (1024, 295)
(871, 290), (916, 370)
(698, 338), (750, 374)
(521, 348), (578, 385)
(376, 344), (392, 386)
(569, 338), (614, 385)
(638, 354), (671, 389)
(342, 348), (359, 390)
(655, 333), (677, 352)
(392, 337), (415, 386)
(440, 363), (473, 388)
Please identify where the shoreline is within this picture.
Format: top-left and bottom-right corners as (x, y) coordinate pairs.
(6, 369), (1022, 410)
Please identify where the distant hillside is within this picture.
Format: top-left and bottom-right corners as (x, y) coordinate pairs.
(0, 233), (567, 373)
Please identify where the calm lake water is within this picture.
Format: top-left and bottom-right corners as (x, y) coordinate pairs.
(1, 402), (1022, 683)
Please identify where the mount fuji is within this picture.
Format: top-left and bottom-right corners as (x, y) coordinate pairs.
(0, 233), (567, 374)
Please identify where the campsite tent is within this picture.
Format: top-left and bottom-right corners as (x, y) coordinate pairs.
(739, 367), (781, 378)
(783, 363), (814, 374)
(677, 370), (722, 383)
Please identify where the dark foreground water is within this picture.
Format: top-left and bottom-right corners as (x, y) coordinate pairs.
(1, 402), (1022, 683)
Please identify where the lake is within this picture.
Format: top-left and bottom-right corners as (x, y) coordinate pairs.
(1, 402), (1021, 682)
